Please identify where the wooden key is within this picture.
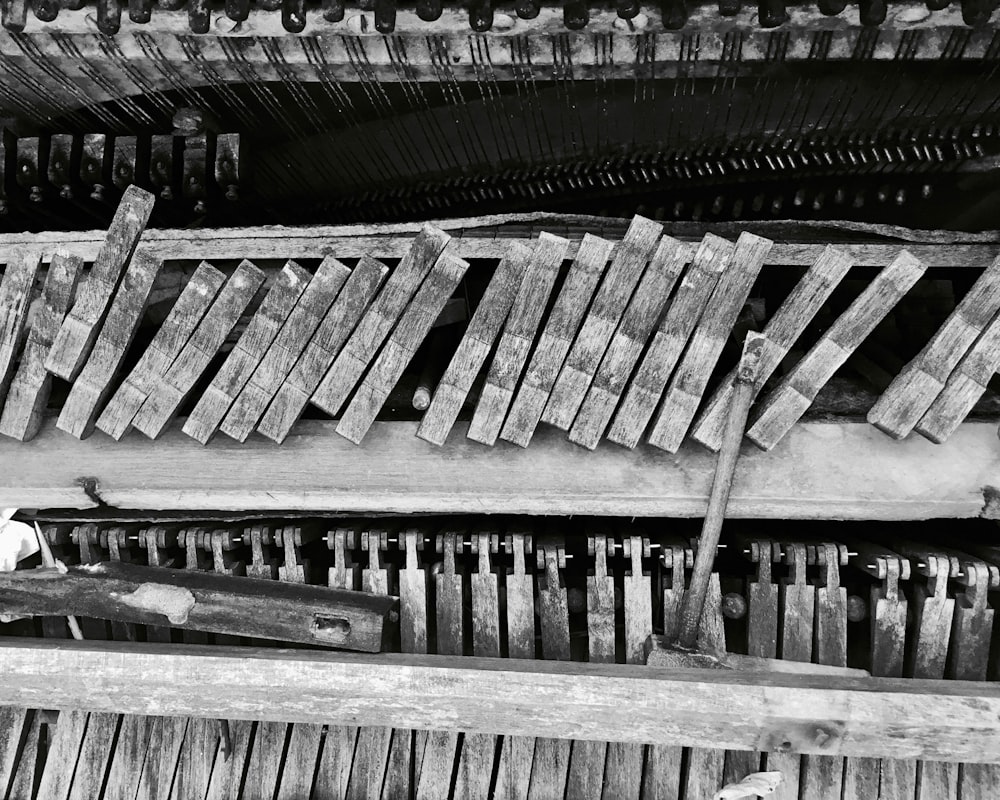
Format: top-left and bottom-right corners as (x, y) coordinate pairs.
(0, 251), (41, 407)
(36, 709), (89, 800)
(0, 706), (27, 799)
(102, 715), (156, 800)
(0, 252), (80, 441)
(6, 710), (41, 800)
(468, 233), (569, 445)
(649, 232), (772, 452)
(258, 256), (387, 444)
(543, 216), (663, 431)
(204, 719), (254, 800)
(46, 186), (155, 381)
(187, 260), (311, 443)
(311, 224), (449, 416)
(136, 715), (188, 800)
(958, 764), (1000, 800)
(744, 539), (780, 659)
(915, 310), (1000, 444)
(221, 258), (350, 442)
(170, 717), (219, 800)
(501, 234), (613, 448)
(418, 243), (532, 446)
(947, 559), (996, 682)
(608, 233), (733, 449)
(692, 244), (853, 451)
(870, 254), (1000, 439)
(338, 253), (470, 444)
(132, 260), (265, 439)
(569, 237), (690, 450)
(97, 262), (225, 440)
(242, 717), (288, 800)
(57, 249), (161, 439)
(67, 712), (119, 800)
(314, 724), (361, 800)
(748, 251), (926, 450)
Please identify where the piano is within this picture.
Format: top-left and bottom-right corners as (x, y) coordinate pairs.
(1, 2), (1000, 798)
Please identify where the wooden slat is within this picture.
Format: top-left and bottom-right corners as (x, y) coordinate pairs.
(204, 718), (254, 800)
(748, 251), (927, 451)
(418, 244), (531, 447)
(186, 261), (311, 444)
(131, 260), (265, 439)
(221, 258), (349, 443)
(338, 253), (470, 445)
(467, 233), (569, 445)
(0, 706), (27, 799)
(869, 254), (1000, 439)
(35, 709), (89, 800)
(501, 234), (612, 448)
(607, 233), (733, 449)
(46, 186), (154, 381)
(311, 224), (449, 416)
(257, 256), (387, 444)
(0, 252), (41, 408)
(103, 714), (155, 800)
(4, 419), (996, 520)
(543, 216), (662, 430)
(569, 237), (690, 450)
(96, 262), (225, 441)
(648, 232), (772, 452)
(0, 252), (79, 441)
(691, 244), (854, 451)
(66, 711), (119, 800)
(56, 249), (161, 439)
(135, 715), (187, 800)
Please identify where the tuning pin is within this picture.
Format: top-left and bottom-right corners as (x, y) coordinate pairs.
(226, 0), (249, 19)
(34, 0), (60, 21)
(757, 0), (787, 26)
(616, 0), (639, 17)
(859, 0), (886, 24)
(322, 0), (344, 20)
(516, 0), (539, 17)
(961, 0), (992, 25)
(374, 0), (395, 31)
(921, 183), (933, 200)
(188, 0), (210, 32)
(468, 0), (493, 29)
(416, 0), (441, 18)
(282, 0), (306, 30)
(1, 0), (27, 30)
(563, 0), (588, 28)
(816, 0), (846, 13)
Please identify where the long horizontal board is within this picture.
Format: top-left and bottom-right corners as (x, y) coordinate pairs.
(1, 420), (996, 519)
(0, 222), (997, 267)
(0, 639), (998, 763)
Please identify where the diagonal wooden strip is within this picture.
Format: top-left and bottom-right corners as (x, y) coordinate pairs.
(311, 225), (450, 417)
(220, 258), (350, 443)
(257, 256), (388, 444)
(46, 186), (155, 381)
(135, 715), (188, 800)
(748, 250), (926, 451)
(169, 717), (220, 800)
(0, 706), (28, 800)
(417, 243), (532, 447)
(314, 725), (360, 800)
(543, 216), (663, 431)
(0, 251), (41, 407)
(204, 719), (254, 800)
(131, 261), (265, 440)
(57, 249), (162, 439)
(0, 252), (81, 441)
(607, 234), (734, 449)
(691, 244), (854, 452)
(648, 232), (773, 453)
(338, 253), (470, 445)
(184, 260), (311, 444)
(103, 715), (156, 800)
(36, 710), (89, 800)
(869, 254), (1000, 439)
(7, 710), (42, 800)
(501, 235), (613, 449)
(243, 720), (288, 800)
(97, 262), (225, 441)
(66, 712), (120, 800)
(569, 237), (690, 450)
(467, 233), (569, 446)
(914, 311), (1000, 444)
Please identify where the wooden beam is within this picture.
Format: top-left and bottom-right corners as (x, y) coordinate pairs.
(0, 220), (996, 266)
(0, 640), (998, 763)
(1, 420), (996, 519)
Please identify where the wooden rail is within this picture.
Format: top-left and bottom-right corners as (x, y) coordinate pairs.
(1, 639), (998, 763)
(2, 419), (997, 518)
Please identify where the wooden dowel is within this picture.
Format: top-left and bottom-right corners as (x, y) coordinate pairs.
(677, 333), (764, 650)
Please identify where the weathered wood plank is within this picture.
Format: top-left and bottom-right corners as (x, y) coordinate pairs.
(0, 561), (395, 651)
(418, 244), (531, 447)
(2, 641), (999, 763)
(56, 250), (161, 439)
(46, 186), (155, 381)
(96, 262), (225, 441)
(2, 419), (996, 519)
(0, 252), (41, 409)
(0, 252), (80, 441)
(748, 251), (927, 451)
